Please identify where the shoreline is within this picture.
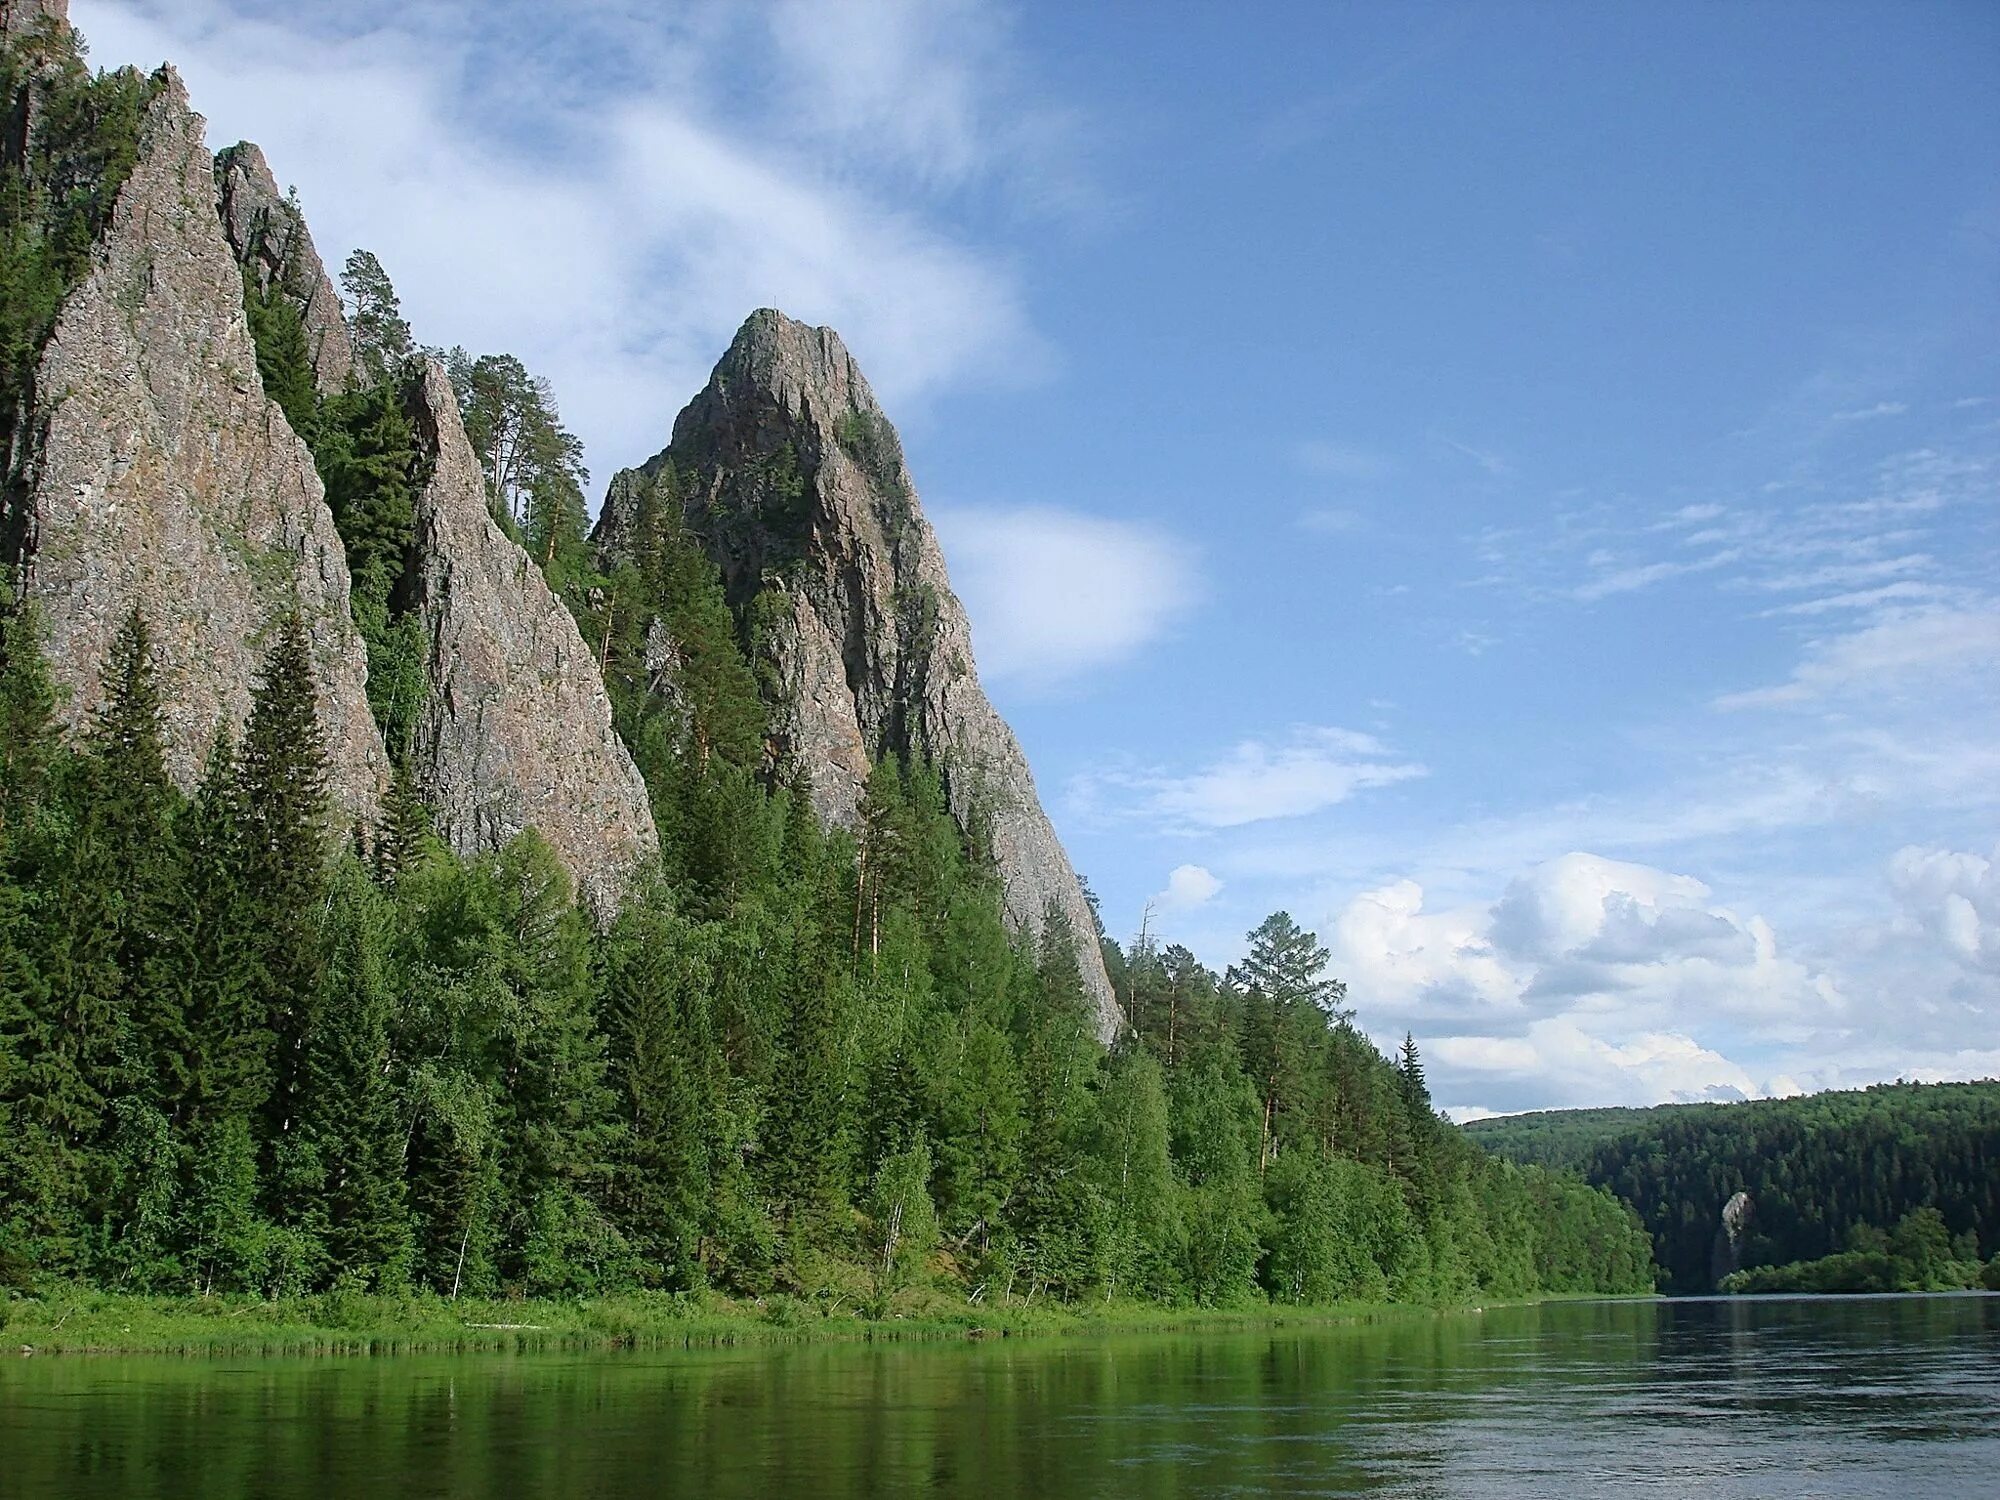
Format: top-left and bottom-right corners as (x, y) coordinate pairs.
(0, 1288), (1602, 1359)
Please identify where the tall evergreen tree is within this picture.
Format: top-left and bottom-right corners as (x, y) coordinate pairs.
(235, 614), (332, 1163)
(341, 249), (414, 388)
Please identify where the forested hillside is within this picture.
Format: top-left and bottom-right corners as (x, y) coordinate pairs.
(1468, 1083), (2000, 1292)
(0, 14), (1651, 1317)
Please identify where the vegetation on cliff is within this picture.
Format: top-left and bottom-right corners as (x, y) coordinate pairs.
(0, 589), (1651, 1311)
(0, 18), (1650, 1329)
(0, 21), (152, 517)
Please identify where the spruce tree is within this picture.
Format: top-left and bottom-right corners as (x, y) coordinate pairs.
(0, 598), (61, 838)
(235, 614), (332, 1159)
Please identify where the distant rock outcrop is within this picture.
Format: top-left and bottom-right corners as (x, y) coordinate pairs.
(403, 360), (657, 918)
(601, 309), (1121, 1039)
(12, 67), (387, 820)
(1712, 1190), (1754, 1286)
(214, 141), (355, 395)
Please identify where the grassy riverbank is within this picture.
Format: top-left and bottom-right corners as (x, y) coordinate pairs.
(1, 1286), (1515, 1357)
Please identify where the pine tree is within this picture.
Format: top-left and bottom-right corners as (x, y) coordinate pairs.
(604, 891), (718, 1289)
(341, 249), (414, 388)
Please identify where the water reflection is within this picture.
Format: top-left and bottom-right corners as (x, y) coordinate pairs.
(1, 1297), (1993, 1498)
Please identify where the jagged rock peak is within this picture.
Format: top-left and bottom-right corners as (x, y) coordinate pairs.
(215, 141), (354, 395)
(14, 64), (388, 820)
(403, 359), (658, 920)
(612, 307), (1123, 1040)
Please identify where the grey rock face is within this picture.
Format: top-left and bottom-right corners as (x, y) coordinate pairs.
(14, 68), (387, 820)
(214, 141), (355, 396)
(404, 360), (657, 919)
(605, 309), (1122, 1039)
(0, 0), (66, 41)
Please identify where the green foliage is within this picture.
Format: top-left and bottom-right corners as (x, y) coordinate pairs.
(0, 30), (155, 469)
(340, 249), (413, 389)
(446, 349), (588, 539)
(1470, 1081), (2000, 1292)
(0, 564), (1651, 1312)
(242, 268), (315, 435)
(1721, 1206), (1991, 1294)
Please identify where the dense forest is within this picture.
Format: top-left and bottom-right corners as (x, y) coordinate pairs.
(1469, 1082), (2000, 1293)
(0, 27), (1655, 1314)
(1719, 1207), (2000, 1295)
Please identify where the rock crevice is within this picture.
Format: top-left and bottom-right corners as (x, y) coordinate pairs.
(404, 360), (657, 918)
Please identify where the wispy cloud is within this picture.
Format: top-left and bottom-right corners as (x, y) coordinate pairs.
(77, 0), (1075, 483)
(1075, 727), (1426, 831)
(1439, 435), (1512, 476)
(1833, 401), (1909, 422)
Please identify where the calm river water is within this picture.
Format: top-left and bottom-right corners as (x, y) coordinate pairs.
(2, 1295), (1995, 1497)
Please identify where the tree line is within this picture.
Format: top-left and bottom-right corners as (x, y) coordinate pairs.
(1469, 1082), (2000, 1292)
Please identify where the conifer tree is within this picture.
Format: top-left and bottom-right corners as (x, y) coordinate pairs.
(341, 249), (414, 387)
(244, 273), (316, 437)
(0, 598), (61, 838)
(235, 614), (332, 1159)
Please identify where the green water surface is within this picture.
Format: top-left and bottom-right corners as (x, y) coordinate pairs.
(2, 1295), (1994, 1497)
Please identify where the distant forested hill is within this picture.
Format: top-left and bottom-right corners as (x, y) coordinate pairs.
(1466, 1082), (2000, 1293)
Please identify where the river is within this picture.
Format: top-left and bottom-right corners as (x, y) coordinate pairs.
(2, 1295), (1994, 1496)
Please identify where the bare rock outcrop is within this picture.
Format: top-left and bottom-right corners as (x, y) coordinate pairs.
(602, 309), (1121, 1039)
(13, 67), (386, 818)
(404, 360), (657, 918)
(0, 0), (65, 42)
(214, 141), (354, 395)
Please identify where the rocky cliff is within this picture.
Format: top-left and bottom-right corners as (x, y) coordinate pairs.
(0, 0), (64, 43)
(215, 141), (354, 395)
(404, 360), (657, 917)
(10, 64), (387, 818)
(602, 310), (1121, 1039)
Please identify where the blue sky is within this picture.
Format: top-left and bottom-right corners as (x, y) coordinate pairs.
(76, 0), (1999, 1116)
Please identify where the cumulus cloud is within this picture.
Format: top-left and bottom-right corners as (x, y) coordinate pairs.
(1326, 853), (1846, 1112)
(928, 505), (1197, 690)
(1155, 863), (1223, 911)
(1890, 844), (1999, 974)
(1431, 1019), (1763, 1110)
(75, 0), (1061, 485)
(1077, 727), (1426, 831)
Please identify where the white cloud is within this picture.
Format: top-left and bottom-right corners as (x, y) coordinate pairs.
(1326, 854), (1846, 1112)
(1715, 604), (2000, 710)
(75, 0), (1061, 485)
(1079, 727), (1426, 831)
(1432, 1019), (1763, 1108)
(1890, 844), (1999, 974)
(929, 504), (1197, 690)
(1832, 401), (1909, 422)
(1155, 863), (1223, 911)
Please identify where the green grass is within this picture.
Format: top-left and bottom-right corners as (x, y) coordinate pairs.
(0, 1286), (1511, 1358)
